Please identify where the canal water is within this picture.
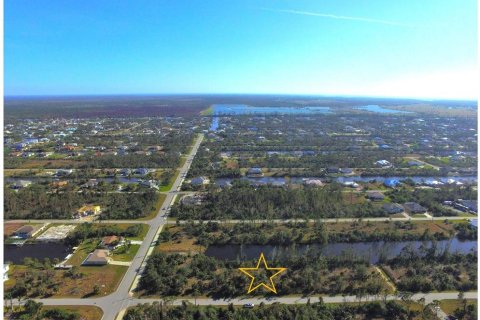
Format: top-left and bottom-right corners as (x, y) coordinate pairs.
(204, 238), (477, 264)
(4, 242), (72, 264)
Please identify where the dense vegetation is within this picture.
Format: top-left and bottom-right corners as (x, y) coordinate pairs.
(4, 300), (80, 320)
(7, 258), (82, 298)
(124, 300), (422, 320)
(4, 185), (158, 219)
(171, 183), (386, 220)
(138, 251), (388, 297)
(65, 223), (144, 246)
(164, 220), (460, 248)
(383, 246), (477, 292)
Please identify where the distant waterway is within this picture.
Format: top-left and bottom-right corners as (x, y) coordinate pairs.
(212, 104), (332, 115)
(4, 242), (72, 265)
(355, 105), (413, 114)
(209, 104), (331, 131)
(205, 238), (477, 264)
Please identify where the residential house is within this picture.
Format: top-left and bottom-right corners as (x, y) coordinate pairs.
(10, 180), (32, 189)
(134, 168), (150, 176)
(119, 169), (132, 176)
(375, 160), (392, 168)
(383, 178), (400, 188)
(382, 203), (405, 214)
(402, 202), (427, 214)
(339, 168), (353, 174)
(342, 181), (359, 188)
(191, 176), (210, 186)
(82, 249), (110, 265)
(247, 167), (263, 176)
(326, 167), (340, 174)
(14, 225), (41, 239)
(140, 180), (159, 190)
(75, 205), (101, 218)
(407, 160), (423, 167)
(81, 179), (99, 189)
(366, 191), (385, 201)
(101, 235), (124, 249)
(303, 178), (324, 187)
(453, 200), (477, 213)
(56, 169), (73, 177)
(51, 180), (68, 188)
(181, 194), (206, 206)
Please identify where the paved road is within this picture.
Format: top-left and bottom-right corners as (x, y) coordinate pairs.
(166, 215), (475, 225)
(10, 291), (477, 316)
(6, 214), (474, 226)
(5, 134), (204, 320)
(101, 133), (204, 319)
(4, 134), (477, 319)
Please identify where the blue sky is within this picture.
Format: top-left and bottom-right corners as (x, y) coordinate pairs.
(4, 0), (478, 99)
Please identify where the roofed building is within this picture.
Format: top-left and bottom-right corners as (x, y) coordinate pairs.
(366, 191), (385, 201)
(382, 203), (405, 214)
(82, 249), (110, 265)
(403, 202), (427, 214)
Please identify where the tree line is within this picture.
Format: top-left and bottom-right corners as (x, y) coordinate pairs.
(4, 185), (158, 219)
(125, 297), (420, 320)
(171, 184), (386, 220)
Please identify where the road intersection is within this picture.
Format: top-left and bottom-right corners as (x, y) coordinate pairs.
(4, 134), (478, 319)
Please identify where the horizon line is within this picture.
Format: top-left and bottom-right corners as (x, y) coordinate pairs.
(4, 93), (477, 102)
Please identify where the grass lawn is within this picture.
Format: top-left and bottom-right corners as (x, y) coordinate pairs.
(67, 238), (100, 265)
(112, 244), (141, 262)
(5, 305), (103, 320)
(42, 306), (103, 320)
(439, 299), (477, 314)
(412, 214), (427, 218)
(456, 212), (476, 217)
(159, 170), (180, 192)
(7, 158), (85, 169)
(92, 222), (149, 241)
(139, 193), (166, 220)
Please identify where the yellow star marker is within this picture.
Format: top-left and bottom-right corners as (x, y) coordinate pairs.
(238, 253), (286, 294)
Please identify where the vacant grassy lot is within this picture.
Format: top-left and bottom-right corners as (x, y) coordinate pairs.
(5, 305), (103, 320)
(42, 305), (103, 320)
(5, 158), (85, 169)
(89, 222), (149, 241)
(5, 263), (127, 298)
(159, 170), (180, 192)
(112, 244), (140, 261)
(439, 299), (477, 314)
